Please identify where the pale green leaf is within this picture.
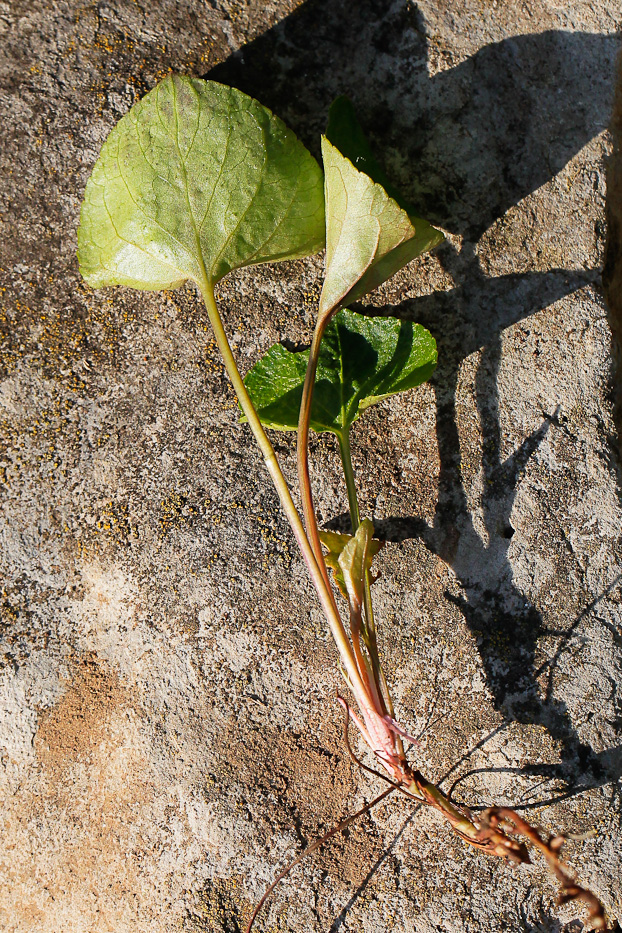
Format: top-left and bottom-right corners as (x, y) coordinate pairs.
(337, 519), (377, 612)
(243, 308), (437, 435)
(320, 526), (381, 600)
(77, 75), (325, 291)
(319, 98), (443, 315)
(325, 96), (428, 218)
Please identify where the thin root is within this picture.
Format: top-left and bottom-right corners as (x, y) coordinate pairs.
(245, 784), (395, 933)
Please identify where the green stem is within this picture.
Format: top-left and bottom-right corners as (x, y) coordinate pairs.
(402, 771), (486, 840)
(337, 429), (360, 531)
(198, 281), (366, 702)
(336, 428), (399, 729)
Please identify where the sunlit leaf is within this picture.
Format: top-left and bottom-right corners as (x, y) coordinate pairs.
(337, 519), (377, 612)
(243, 308), (437, 435)
(78, 75), (325, 291)
(319, 97), (443, 315)
(320, 525), (381, 600)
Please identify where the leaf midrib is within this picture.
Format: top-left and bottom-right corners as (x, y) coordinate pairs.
(169, 77), (210, 289)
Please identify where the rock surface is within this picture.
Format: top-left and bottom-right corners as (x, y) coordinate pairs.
(1, 1), (621, 931)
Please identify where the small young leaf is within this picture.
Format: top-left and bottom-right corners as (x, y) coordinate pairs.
(78, 75), (325, 291)
(320, 526), (381, 600)
(243, 308), (437, 435)
(337, 519), (377, 613)
(319, 97), (443, 315)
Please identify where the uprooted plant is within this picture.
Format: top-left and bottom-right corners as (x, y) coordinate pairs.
(77, 75), (608, 930)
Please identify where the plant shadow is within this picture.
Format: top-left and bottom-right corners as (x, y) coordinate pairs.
(208, 0), (618, 240)
(364, 265), (616, 780)
(207, 4), (622, 923)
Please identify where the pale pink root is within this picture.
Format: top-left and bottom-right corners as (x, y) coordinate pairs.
(336, 695), (403, 780)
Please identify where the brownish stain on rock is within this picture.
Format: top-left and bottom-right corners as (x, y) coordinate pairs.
(36, 652), (132, 781)
(0, 653), (157, 932)
(213, 712), (386, 890)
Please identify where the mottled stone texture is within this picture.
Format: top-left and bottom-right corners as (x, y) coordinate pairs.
(1, 2), (621, 932)
(604, 49), (622, 435)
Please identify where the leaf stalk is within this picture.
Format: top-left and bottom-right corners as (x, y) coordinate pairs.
(296, 310), (336, 573)
(336, 427), (396, 722)
(198, 281), (371, 709)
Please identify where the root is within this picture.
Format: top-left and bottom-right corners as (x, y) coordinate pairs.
(478, 808), (607, 930)
(245, 785), (395, 933)
(338, 698), (608, 929)
(246, 703), (609, 932)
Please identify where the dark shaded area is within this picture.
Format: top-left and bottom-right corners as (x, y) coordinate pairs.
(356, 265), (611, 781)
(209, 1), (617, 239)
(604, 51), (622, 441)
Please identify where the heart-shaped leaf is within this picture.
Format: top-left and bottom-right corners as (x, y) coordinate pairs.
(319, 97), (443, 315)
(77, 75), (325, 291)
(243, 308), (437, 436)
(320, 524), (381, 601)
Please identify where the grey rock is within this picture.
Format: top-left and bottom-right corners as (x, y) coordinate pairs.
(1, 1), (621, 931)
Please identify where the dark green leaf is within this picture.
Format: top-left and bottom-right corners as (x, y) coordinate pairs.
(243, 308), (437, 435)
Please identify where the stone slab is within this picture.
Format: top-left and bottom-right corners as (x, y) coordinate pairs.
(1, 2), (621, 931)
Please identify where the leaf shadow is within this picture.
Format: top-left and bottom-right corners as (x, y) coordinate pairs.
(205, 0), (622, 854)
(207, 1), (618, 240)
